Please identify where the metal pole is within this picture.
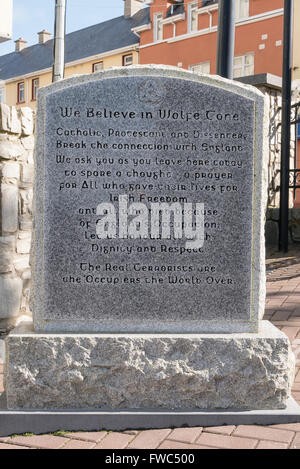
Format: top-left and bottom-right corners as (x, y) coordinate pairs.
(279, 0), (293, 252)
(216, 0), (236, 79)
(52, 0), (66, 83)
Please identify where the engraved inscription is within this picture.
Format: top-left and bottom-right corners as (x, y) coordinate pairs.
(42, 76), (255, 328)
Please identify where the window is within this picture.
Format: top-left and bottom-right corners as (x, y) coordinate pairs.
(189, 61), (210, 74)
(154, 13), (163, 42)
(17, 82), (25, 103)
(297, 122), (300, 140)
(123, 54), (133, 66)
(0, 88), (4, 103)
(233, 53), (254, 78)
(188, 2), (198, 33)
(235, 0), (249, 20)
(32, 78), (39, 101)
(93, 62), (103, 73)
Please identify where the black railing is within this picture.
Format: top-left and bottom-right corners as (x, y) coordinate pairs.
(289, 170), (300, 203)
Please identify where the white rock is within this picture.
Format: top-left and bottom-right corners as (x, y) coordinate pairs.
(0, 138), (24, 160)
(1, 184), (19, 233)
(0, 103), (11, 132)
(21, 164), (34, 184)
(0, 276), (22, 319)
(13, 255), (30, 272)
(1, 162), (20, 179)
(15, 314), (33, 326)
(17, 238), (31, 254)
(18, 232), (31, 239)
(0, 236), (15, 271)
(20, 189), (33, 215)
(19, 108), (34, 136)
(27, 151), (34, 165)
(21, 270), (31, 280)
(19, 220), (33, 231)
(0, 253), (13, 273)
(10, 107), (21, 134)
(0, 236), (15, 252)
(21, 136), (35, 151)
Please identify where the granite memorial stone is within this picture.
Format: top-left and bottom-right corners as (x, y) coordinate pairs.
(33, 66), (266, 333)
(4, 67), (295, 412)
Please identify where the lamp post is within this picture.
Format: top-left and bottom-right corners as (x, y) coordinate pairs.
(52, 0), (66, 83)
(279, 0), (294, 252)
(216, 0), (236, 79)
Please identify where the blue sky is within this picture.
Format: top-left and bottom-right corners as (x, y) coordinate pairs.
(0, 0), (126, 56)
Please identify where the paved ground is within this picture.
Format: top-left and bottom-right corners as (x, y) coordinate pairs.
(0, 247), (300, 450)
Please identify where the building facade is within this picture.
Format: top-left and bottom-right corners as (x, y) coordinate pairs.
(137, 0), (284, 77)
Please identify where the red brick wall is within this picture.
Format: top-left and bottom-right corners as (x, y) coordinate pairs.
(139, 0), (284, 76)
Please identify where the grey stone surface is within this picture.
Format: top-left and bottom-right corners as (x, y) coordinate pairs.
(4, 321), (295, 410)
(1, 399), (300, 436)
(32, 66), (268, 333)
(0, 277), (23, 319)
(236, 73), (282, 91)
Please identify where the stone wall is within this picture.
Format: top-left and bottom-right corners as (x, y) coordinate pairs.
(266, 208), (300, 245)
(0, 103), (34, 331)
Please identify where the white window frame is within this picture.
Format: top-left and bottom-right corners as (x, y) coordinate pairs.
(32, 77), (39, 101)
(235, 0), (249, 21)
(93, 61), (104, 73)
(0, 87), (5, 104)
(18, 81), (25, 103)
(188, 2), (199, 33)
(233, 53), (254, 78)
(123, 54), (133, 66)
(153, 12), (163, 42)
(189, 61), (211, 74)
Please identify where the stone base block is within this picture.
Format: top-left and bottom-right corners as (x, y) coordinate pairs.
(4, 321), (295, 411)
(1, 400), (300, 436)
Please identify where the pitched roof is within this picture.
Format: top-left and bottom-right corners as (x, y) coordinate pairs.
(0, 8), (150, 81)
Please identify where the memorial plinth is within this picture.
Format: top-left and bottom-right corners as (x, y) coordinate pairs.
(5, 321), (295, 410)
(4, 67), (296, 418)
